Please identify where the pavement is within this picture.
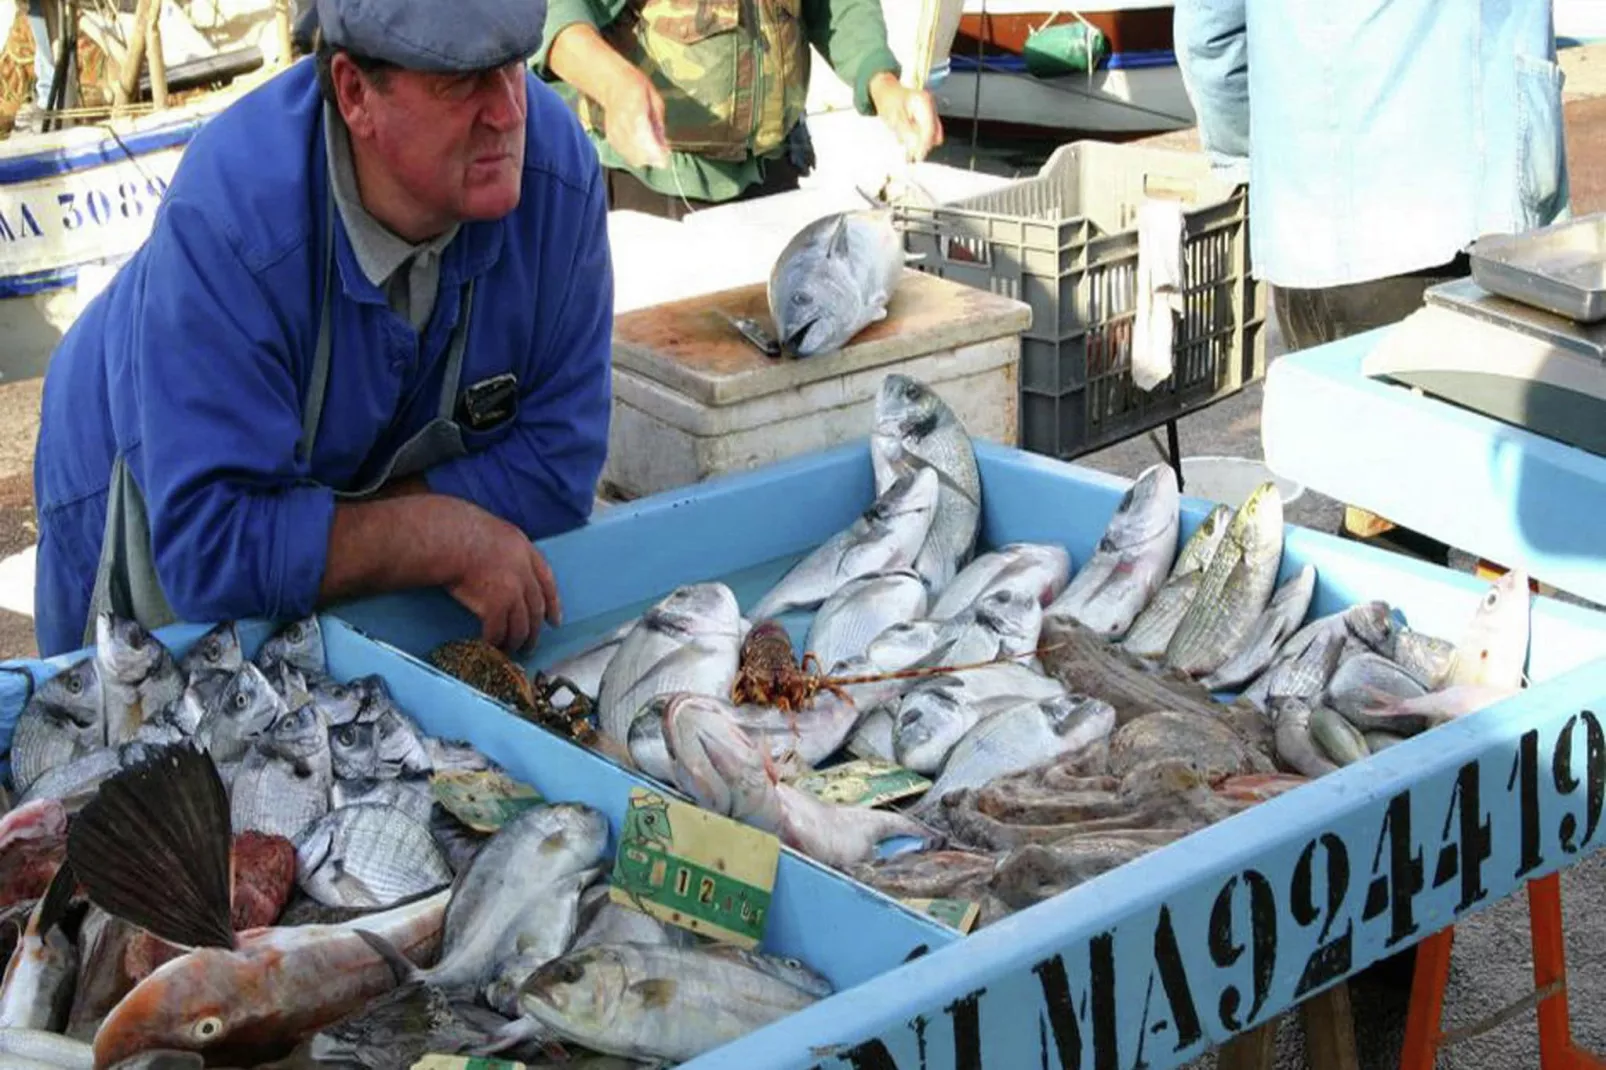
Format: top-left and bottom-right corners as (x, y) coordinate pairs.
(0, 39), (1604, 1070)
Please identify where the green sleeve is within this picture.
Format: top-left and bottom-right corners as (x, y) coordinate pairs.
(802, 0), (902, 115)
(531, 0), (627, 76)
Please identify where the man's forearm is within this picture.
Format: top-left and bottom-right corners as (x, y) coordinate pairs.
(318, 493), (474, 604)
(546, 23), (639, 109)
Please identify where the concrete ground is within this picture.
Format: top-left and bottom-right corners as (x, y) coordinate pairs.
(0, 39), (1604, 1070)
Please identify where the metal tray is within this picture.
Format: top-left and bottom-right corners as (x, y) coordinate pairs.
(1469, 212), (1606, 323)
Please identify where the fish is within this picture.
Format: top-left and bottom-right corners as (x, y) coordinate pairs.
(329, 777), (436, 829)
(418, 802), (609, 1007)
(371, 708), (433, 780)
(1355, 684), (1522, 727)
(61, 907), (141, 1042)
(1165, 482), (1285, 677)
(229, 704), (333, 842)
(597, 583), (745, 745)
(294, 803), (453, 910)
(0, 861), (81, 1031)
(17, 747), (141, 814)
(1326, 652), (1429, 721)
(423, 737), (491, 775)
(62, 743), (449, 1067)
(662, 693), (943, 868)
(541, 619), (637, 706)
(1391, 628), (1459, 691)
(293, 974), (518, 1069)
(804, 569), (929, 671)
(1120, 504), (1234, 660)
(11, 659), (104, 795)
(176, 623), (243, 682)
(1269, 698), (1339, 778)
(95, 614), (186, 747)
(845, 705), (896, 762)
(1106, 709), (1267, 780)
(938, 588), (1044, 665)
(748, 466), (940, 622)
(928, 543), (1072, 622)
(892, 685), (1035, 776)
(1259, 628), (1348, 707)
(768, 206), (904, 357)
(519, 942), (830, 1063)
(861, 620), (946, 673)
(327, 720), (379, 781)
(870, 374), (983, 592)
(915, 695), (1117, 812)
(1199, 563), (1318, 691)
(0, 1028), (96, 1069)
(1447, 569), (1532, 691)
(195, 664), (286, 765)
(256, 617), (326, 680)
(628, 693), (858, 785)
(1309, 704), (1369, 767)
(304, 677), (367, 729)
(569, 884), (695, 953)
(1046, 463), (1180, 640)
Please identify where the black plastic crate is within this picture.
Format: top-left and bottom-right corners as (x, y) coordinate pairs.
(898, 140), (1269, 460)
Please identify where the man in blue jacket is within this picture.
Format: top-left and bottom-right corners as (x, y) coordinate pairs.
(31, 0), (614, 658)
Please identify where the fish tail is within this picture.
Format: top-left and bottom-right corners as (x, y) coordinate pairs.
(33, 857), (77, 939)
(65, 741), (235, 950)
(353, 928), (420, 985)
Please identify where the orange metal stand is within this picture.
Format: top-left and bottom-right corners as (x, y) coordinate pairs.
(1399, 873), (1606, 1070)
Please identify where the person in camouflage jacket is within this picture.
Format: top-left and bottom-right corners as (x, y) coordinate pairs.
(531, 0), (944, 218)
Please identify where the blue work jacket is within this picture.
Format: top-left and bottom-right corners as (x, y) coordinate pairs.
(32, 58), (615, 658)
(1174, 0), (1571, 289)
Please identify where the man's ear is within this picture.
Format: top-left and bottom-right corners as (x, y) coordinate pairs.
(331, 53), (378, 139)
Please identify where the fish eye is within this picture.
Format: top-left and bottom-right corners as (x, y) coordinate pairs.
(64, 674), (81, 694)
(1484, 591), (1500, 608)
(191, 1016), (223, 1040)
(557, 962), (585, 984)
(330, 684), (347, 699)
(336, 726), (357, 747)
(233, 691), (249, 710)
(286, 623), (304, 642)
(790, 292), (812, 306)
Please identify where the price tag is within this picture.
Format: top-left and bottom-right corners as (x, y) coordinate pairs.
(430, 770), (544, 833)
(902, 897), (980, 934)
(791, 757), (931, 808)
(411, 1057), (526, 1070)
(609, 787), (780, 948)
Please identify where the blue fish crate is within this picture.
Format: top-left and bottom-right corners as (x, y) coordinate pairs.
(897, 140), (1269, 461)
(328, 438), (1606, 1070)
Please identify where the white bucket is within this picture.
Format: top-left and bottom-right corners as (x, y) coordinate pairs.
(1179, 456), (1305, 509)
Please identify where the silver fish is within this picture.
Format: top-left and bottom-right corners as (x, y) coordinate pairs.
(306, 677), (367, 728)
(749, 466), (939, 621)
(1392, 628), (1459, 691)
(425, 738), (492, 775)
(11, 659), (103, 795)
(256, 615), (326, 678)
(805, 569), (929, 671)
(1047, 463), (1180, 640)
(915, 694), (1118, 811)
(597, 583), (744, 744)
(1355, 684), (1522, 728)
(229, 704), (333, 840)
(1327, 652), (1430, 720)
(299, 977), (517, 1070)
(0, 863), (78, 1031)
(331, 776), (437, 828)
(542, 619), (637, 707)
(861, 620), (946, 673)
(1165, 481), (1285, 677)
(195, 663), (286, 763)
(892, 685), (1035, 775)
(1447, 569), (1532, 690)
(768, 207), (904, 357)
(1122, 504), (1233, 659)
(663, 694), (942, 868)
(295, 802), (453, 909)
(845, 705), (897, 762)
(906, 589), (1044, 676)
(519, 942), (831, 1063)
(870, 374), (983, 593)
(373, 708), (433, 779)
(0, 1029), (95, 1069)
(1270, 698), (1339, 778)
(570, 884), (694, 953)
(17, 747), (136, 811)
(1309, 704), (1369, 767)
(1240, 601), (1395, 709)
(628, 692), (858, 784)
(1200, 563), (1318, 691)
(176, 622), (243, 681)
(94, 614), (185, 747)
(421, 802), (610, 1006)
(928, 542), (1072, 621)
(328, 719), (379, 781)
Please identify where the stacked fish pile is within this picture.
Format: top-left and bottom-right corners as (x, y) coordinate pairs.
(541, 372), (1535, 928)
(0, 618), (836, 1068)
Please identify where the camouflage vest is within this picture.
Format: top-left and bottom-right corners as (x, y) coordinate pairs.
(582, 0), (811, 162)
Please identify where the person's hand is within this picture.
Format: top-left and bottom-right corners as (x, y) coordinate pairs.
(869, 73), (944, 162)
(603, 68), (671, 170)
(446, 509), (563, 655)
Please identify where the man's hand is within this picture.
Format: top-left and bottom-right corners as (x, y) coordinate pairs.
(602, 68), (672, 170)
(869, 72), (944, 162)
(445, 509), (563, 655)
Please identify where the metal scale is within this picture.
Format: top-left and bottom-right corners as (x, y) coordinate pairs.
(1361, 214), (1606, 458)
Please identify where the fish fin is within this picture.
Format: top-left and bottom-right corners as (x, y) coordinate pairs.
(353, 928), (420, 985)
(827, 215), (852, 260)
(33, 857), (77, 938)
(472, 1016), (566, 1059)
(65, 741), (235, 950)
(629, 977), (678, 1009)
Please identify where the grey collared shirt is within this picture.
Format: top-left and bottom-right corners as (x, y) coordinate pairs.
(323, 102), (459, 331)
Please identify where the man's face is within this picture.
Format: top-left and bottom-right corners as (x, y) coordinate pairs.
(335, 56), (528, 233)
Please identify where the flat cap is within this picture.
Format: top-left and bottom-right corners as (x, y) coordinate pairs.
(312, 0), (547, 73)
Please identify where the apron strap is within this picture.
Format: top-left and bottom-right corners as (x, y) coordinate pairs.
(298, 193), (337, 466)
(437, 278), (475, 420)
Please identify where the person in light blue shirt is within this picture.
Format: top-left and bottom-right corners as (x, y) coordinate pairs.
(1173, 0), (1571, 562)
